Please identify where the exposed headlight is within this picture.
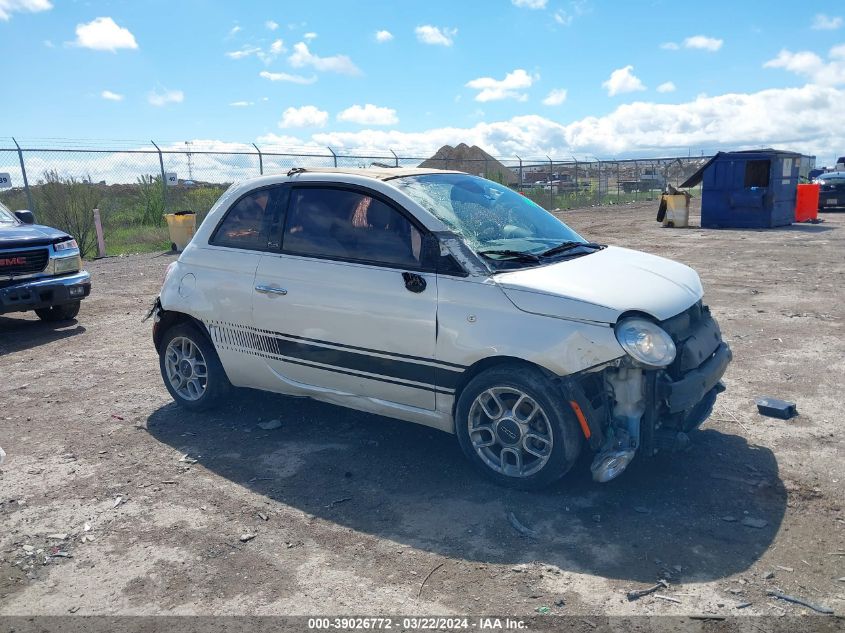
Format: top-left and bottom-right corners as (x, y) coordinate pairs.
(54, 254), (81, 274)
(615, 317), (676, 367)
(54, 238), (79, 252)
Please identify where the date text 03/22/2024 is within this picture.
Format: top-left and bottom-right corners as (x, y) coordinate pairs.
(306, 617), (528, 630)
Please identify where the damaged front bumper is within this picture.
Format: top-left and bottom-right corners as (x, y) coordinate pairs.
(566, 301), (732, 482)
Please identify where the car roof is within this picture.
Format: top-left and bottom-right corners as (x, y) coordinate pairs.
(291, 167), (463, 181)
(820, 171), (845, 178)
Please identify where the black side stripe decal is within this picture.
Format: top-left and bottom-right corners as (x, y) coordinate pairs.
(276, 355), (453, 395)
(208, 320), (464, 393)
(256, 328), (467, 370)
(268, 336), (463, 390)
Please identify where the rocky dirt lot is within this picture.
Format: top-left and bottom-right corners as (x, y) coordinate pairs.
(1, 202), (843, 619)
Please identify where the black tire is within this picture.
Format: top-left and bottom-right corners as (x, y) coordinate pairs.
(35, 301), (80, 322)
(455, 364), (582, 490)
(158, 322), (230, 411)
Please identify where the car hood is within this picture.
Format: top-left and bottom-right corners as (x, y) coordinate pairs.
(0, 224), (69, 247)
(494, 245), (703, 324)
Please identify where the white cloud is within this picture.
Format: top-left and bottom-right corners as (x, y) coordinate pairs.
(602, 65), (645, 96)
(147, 89), (183, 106)
(228, 25), (241, 37)
(269, 39), (285, 54)
(657, 81), (676, 93)
(259, 70), (317, 84)
(227, 40), (285, 63)
(100, 90), (123, 101)
(43, 39), (53, 47)
(415, 25), (457, 47)
(683, 35), (723, 52)
(542, 88), (568, 106)
(288, 42), (361, 75)
(279, 105), (328, 128)
(229, 101), (254, 107)
(554, 10), (573, 26)
(303, 31), (317, 40)
(660, 41), (680, 50)
(265, 20), (279, 31)
(74, 16), (138, 51)
(254, 83), (845, 160)
(512, 0), (547, 8)
(0, 0), (51, 21)
(466, 68), (537, 102)
(375, 29), (393, 43)
(337, 104), (398, 126)
(764, 46), (845, 85)
(225, 46), (261, 60)
(812, 14), (843, 30)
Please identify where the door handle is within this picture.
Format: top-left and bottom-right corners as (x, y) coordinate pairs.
(255, 284), (288, 295)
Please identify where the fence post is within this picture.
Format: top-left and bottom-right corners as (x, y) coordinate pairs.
(546, 155), (553, 210)
(151, 140), (167, 215)
(633, 160), (639, 201)
(515, 155), (523, 192)
(12, 138), (34, 213)
(327, 146), (337, 167)
(597, 160), (602, 205)
(252, 143), (264, 175)
(389, 149), (399, 168)
(616, 162), (621, 204)
(92, 208), (106, 258)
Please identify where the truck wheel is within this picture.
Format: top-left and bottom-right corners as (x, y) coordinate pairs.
(455, 365), (582, 490)
(35, 301), (80, 322)
(159, 323), (230, 410)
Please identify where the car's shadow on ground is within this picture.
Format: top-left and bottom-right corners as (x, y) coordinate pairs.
(147, 390), (786, 584)
(0, 315), (85, 353)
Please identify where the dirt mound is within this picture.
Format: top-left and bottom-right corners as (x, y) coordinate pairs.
(419, 143), (517, 184)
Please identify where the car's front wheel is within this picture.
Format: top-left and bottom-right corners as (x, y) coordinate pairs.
(455, 365), (582, 490)
(35, 301), (80, 322)
(159, 323), (230, 410)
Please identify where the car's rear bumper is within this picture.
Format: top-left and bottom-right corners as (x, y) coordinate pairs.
(0, 270), (91, 314)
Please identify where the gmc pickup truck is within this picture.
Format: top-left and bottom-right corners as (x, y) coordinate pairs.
(0, 201), (91, 321)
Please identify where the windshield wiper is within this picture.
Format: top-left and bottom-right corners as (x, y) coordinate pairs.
(539, 241), (604, 258)
(477, 249), (541, 263)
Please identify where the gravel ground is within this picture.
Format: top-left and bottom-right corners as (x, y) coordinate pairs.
(1, 201), (843, 618)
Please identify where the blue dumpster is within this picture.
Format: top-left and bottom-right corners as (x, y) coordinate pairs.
(680, 149), (801, 228)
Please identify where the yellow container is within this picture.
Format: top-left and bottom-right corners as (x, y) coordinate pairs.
(662, 194), (690, 228)
(164, 212), (196, 252)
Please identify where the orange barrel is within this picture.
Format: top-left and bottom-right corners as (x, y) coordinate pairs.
(795, 184), (820, 222)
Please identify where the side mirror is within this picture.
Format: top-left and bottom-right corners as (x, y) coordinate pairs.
(422, 233), (466, 276)
(15, 210), (35, 224)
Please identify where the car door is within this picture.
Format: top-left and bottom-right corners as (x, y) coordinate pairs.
(252, 184), (439, 410)
(197, 185), (285, 386)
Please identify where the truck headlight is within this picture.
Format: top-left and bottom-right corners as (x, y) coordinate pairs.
(615, 317), (676, 367)
(54, 254), (81, 274)
(54, 238), (79, 252)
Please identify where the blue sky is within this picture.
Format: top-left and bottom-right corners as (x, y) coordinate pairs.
(2, 0), (845, 162)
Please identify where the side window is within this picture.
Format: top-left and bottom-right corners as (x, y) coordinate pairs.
(211, 188), (278, 250)
(283, 187), (423, 268)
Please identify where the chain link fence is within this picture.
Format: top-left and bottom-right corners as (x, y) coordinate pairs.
(0, 139), (710, 257)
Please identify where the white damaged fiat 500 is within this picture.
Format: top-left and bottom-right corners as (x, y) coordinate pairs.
(151, 168), (731, 489)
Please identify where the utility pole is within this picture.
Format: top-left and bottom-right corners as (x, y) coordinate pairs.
(185, 141), (194, 180)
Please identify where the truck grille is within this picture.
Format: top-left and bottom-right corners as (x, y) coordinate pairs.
(0, 248), (49, 276)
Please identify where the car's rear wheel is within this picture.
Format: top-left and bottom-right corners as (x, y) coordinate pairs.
(455, 365), (582, 490)
(159, 323), (230, 410)
(35, 301), (80, 322)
